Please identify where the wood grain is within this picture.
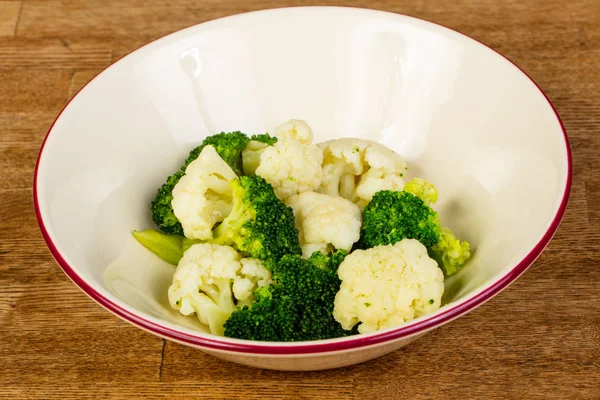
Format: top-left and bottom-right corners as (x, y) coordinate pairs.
(0, 69), (70, 112)
(0, 1), (598, 399)
(0, 1), (20, 36)
(0, 37), (113, 69)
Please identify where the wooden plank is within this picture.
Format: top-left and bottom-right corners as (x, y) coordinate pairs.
(0, 144), (39, 190)
(0, 311), (163, 388)
(18, 0), (597, 39)
(159, 339), (356, 385)
(0, 1), (20, 36)
(0, 112), (56, 143)
(0, 190), (41, 239)
(586, 179), (600, 226)
(0, 383), (354, 399)
(17, 0), (221, 37)
(0, 37), (113, 69)
(0, 70), (70, 113)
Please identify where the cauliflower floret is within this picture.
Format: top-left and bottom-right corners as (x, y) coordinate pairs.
(168, 243), (272, 335)
(232, 258), (273, 305)
(319, 139), (408, 208)
(286, 191), (361, 258)
(273, 119), (314, 144)
(319, 139), (369, 197)
(171, 145), (237, 240)
(168, 243), (239, 335)
(255, 120), (323, 200)
(333, 239), (444, 334)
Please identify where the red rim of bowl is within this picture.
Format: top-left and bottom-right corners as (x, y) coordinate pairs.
(33, 7), (572, 355)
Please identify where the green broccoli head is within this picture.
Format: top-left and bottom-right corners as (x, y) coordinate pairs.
(357, 190), (441, 249)
(210, 175), (301, 263)
(225, 286), (294, 342)
(429, 227), (471, 276)
(307, 249), (348, 274)
(403, 177), (439, 205)
(250, 133), (278, 145)
(242, 133), (278, 176)
(151, 131), (251, 235)
(184, 131), (250, 176)
(151, 169), (186, 235)
(224, 250), (358, 341)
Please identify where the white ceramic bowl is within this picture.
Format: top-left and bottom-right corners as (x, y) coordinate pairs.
(34, 7), (571, 371)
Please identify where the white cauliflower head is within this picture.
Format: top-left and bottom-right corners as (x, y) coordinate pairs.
(286, 191), (361, 258)
(255, 120), (323, 200)
(319, 139), (408, 208)
(171, 145), (237, 240)
(168, 243), (271, 335)
(273, 119), (314, 144)
(333, 239), (444, 334)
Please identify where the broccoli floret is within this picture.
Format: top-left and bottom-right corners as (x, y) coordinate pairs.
(242, 134), (278, 176)
(224, 250), (358, 341)
(307, 249), (348, 273)
(151, 170), (186, 235)
(224, 286), (290, 341)
(250, 133), (278, 145)
(210, 175), (301, 263)
(357, 190), (441, 249)
(184, 131), (250, 176)
(403, 177), (438, 205)
(151, 131), (251, 235)
(429, 227), (471, 276)
(358, 189), (472, 276)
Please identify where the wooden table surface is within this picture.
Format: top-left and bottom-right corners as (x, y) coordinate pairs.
(1, 1), (598, 398)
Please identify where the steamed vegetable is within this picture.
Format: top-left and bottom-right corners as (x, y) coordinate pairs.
(402, 177), (439, 206)
(333, 239), (444, 333)
(151, 131), (276, 235)
(286, 191), (362, 258)
(168, 243), (271, 335)
(318, 138), (408, 208)
(171, 145), (237, 240)
(357, 189), (441, 250)
(357, 177), (471, 275)
(224, 250), (357, 341)
(132, 230), (199, 265)
(254, 120), (323, 201)
(210, 174), (302, 265)
(429, 227), (471, 276)
(132, 119), (474, 341)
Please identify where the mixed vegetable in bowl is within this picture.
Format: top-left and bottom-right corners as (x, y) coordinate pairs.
(133, 119), (471, 341)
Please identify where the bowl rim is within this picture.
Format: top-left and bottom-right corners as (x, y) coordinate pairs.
(33, 6), (572, 355)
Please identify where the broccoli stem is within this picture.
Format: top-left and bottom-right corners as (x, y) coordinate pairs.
(132, 230), (200, 265)
(210, 179), (253, 247)
(210, 215), (248, 247)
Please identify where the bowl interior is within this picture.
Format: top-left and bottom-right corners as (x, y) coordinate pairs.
(36, 8), (569, 342)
